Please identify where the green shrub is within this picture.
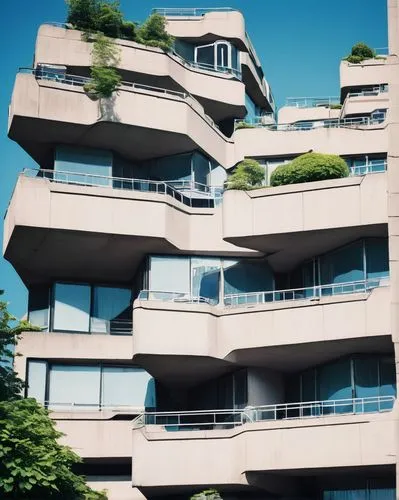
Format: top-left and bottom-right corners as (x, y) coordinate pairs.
(328, 103), (342, 109)
(137, 13), (174, 50)
(351, 42), (375, 59)
(235, 121), (255, 129)
(226, 159), (264, 190)
(344, 42), (376, 64)
(66, 0), (98, 31)
(270, 152), (349, 187)
(120, 21), (137, 41)
(95, 1), (124, 38)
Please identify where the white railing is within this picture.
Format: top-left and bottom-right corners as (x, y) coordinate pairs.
(244, 115), (386, 131)
(22, 168), (222, 209)
(138, 290), (213, 304)
(46, 402), (144, 412)
(224, 278), (387, 307)
(285, 96), (341, 108)
(20, 67), (220, 132)
(152, 7), (236, 16)
(374, 47), (389, 56)
(170, 51), (242, 79)
(350, 160), (387, 176)
(132, 396), (395, 431)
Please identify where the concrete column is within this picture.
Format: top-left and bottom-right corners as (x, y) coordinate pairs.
(389, 0), (399, 56)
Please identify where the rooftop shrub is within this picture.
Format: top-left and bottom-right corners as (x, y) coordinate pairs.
(235, 121), (256, 130)
(344, 42), (376, 64)
(270, 152), (349, 187)
(226, 159), (264, 190)
(137, 13), (174, 50)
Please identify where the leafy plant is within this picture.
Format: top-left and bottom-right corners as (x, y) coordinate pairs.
(95, 1), (124, 38)
(344, 42), (376, 64)
(0, 292), (106, 499)
(0, 399), (107, 499)
(190, 489), (222, 500)
(120, 21), (137, 40)
(328, 103), (342, 109)
(235, 121), (256, 129)
(84, 32), (121, 99)
(137, 13), (174, 50)
(226, 159), (265, 190)
(270, 152), (349, 187)
(66, 0), (98, 31)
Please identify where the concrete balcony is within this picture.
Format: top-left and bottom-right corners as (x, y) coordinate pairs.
(340, 59), (391, 96)
(132, 284), (391, 384)
(222, 173), (388, 270)
(132, 406), (396, 495)
(8, 72), (235, 168)
(3, 174), (256, 285)
(342, 90), (390, 117)
(34, 24), (247, 123)
(233, 121), (388, 162)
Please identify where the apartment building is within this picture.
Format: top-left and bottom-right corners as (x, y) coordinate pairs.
(3, 2), (399, 499)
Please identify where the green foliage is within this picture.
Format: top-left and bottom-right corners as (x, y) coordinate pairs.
(235, 121), (255, 129)
(0, 399), (107, 499)
(190, 489), (222, 500)
(66, 0), (98, 31)
(344, 42), (376, 64)
(328, 103), (342, 109)
(0, 291), (40, 402)
(226, 159), (264, 191)
(84, 33), (121, 98)
(270, 152), (349, 187)
(137, 13), (174, 50)
(120, 21), (137, 40)
(95, 1), (124, 38)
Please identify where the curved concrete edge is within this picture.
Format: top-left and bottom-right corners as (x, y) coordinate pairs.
(340, 58), (391, 93)
(131, 411), (396, 489)
(132, 285), (391, 363)
(35, 24), (247, 119)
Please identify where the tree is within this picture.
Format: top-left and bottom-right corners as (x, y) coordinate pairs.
(95, 1), (124, 38)
(0, 292), (107, 499)
(66, 0), (98, 31)
(226, 158), (265, 190)
(137, 13), (174, 50)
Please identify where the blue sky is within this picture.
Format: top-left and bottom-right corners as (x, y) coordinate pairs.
(0, 0), (387, 317)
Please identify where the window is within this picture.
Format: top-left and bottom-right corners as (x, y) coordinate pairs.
(194, 40), (238, 71)
(51, 283), (132, 334)
(27, 361), (156, 411)
(53, 283), (91, 332)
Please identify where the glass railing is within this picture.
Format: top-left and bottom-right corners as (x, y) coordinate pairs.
(224, 278), (388, 307)
(152, 7), (237, 16)
(22, 168), (223, 209)
(349, 160), (387, 176)
(132, 395), (395, 432)
(285, 96), (341, 108)
(138, 290), (213, 304)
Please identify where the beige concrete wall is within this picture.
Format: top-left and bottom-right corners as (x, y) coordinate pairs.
(14, 331), (133, 381)
(87, 480), (145, 500)
(223, 173), (387, 240)
(133, 285), (390, 361)
(233, 124), (388, 162)
(9, 73), (235, 168)
(278, 106), (341, 124)
(132, 412), (395, 488)
(4, 175), (257, 257)
(35, 25), (246, 114)
(57, 419), (132, 458)
(340, 60), (391, 90)
(342, 93), (390, 117)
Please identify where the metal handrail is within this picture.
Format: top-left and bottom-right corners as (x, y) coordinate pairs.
(224, 278), (388, 307)
(285, 96), (341, 108)
(46, 402), (144, 412)
(133, 396), (395, 431)
(138, 290), (212, 304)
(239, 115), (386, 131)
(170, 51), (242, 79)
(20, 67), (221, 132)
(152, 7), (237, 16)
(21, 168), (223, 209)
(350, 160), (387, 176)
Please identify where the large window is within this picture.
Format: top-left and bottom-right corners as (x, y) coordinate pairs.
(28, 283), (133, 334)
(27, 361), (156, 411)
(194, 40), (238, 72)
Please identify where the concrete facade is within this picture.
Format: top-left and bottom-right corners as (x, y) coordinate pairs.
(4, 3), (399, 499)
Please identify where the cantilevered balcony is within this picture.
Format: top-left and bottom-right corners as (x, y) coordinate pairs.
(132, 398), (396, 495)
(3, 172), (255, 285)
(223, 173), (387, 270)
(34, 24), (247, 123)
(340, 58), (391, 99)
(8, 70), (235, 168)
(133, 281), (391, 383)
